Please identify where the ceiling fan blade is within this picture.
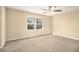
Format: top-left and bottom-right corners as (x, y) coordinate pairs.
(42, 11), (48, 14)
(53, 10), (62, 12)
(41, 8), (47, 11)
(53, 6), (62, 12)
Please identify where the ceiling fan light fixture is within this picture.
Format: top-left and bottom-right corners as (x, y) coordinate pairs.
(53, 10), (62, 12)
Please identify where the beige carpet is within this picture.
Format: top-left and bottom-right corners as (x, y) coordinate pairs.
(0, 35), (79, 52)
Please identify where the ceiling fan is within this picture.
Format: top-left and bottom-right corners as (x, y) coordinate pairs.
(41, 6), (62, 14)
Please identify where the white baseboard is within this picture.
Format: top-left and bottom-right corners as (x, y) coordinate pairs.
(0, 46), (3, 48)
(0, 42), (6, 48)
(0, 44), (4, 48)
(0, 41), (6, 48)
(2, 41), (6, 48)
(7, 37), (23, 41)
(7, 34), (52, 42)
(53, 34), (79, 40)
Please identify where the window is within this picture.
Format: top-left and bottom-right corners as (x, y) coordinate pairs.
(36, 18), (42, 29)
(27, 16), (42, 30)
(27, 17), (35, 30)
(27, 24), (34, 29)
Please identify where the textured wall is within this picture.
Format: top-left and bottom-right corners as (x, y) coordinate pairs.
(0, 7), (1, 47)
(6, 8), (52, 41)
(53, 11), (79, 40)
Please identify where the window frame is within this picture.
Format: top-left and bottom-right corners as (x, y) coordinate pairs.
(26, 16), (43, 31)
(36, 17), (42, 30)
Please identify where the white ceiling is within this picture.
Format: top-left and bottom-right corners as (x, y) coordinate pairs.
(6, 6), (79, 16)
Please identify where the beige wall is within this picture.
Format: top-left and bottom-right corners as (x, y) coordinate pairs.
(0, 7), (6, 48)
(6, 8), (52, 41)
(0, 7), (1, 47)
(53, 11), (79, 40)
(1, 7), (6, 47)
